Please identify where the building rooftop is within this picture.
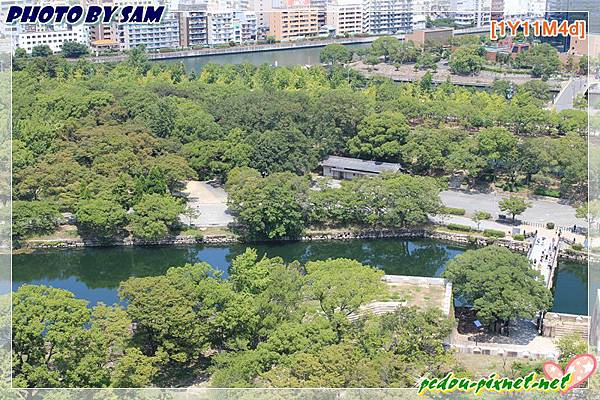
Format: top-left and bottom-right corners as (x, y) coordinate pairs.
(319, 155), (402, 174)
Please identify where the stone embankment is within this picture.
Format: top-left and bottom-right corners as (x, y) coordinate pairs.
(16, 228), (588, 263)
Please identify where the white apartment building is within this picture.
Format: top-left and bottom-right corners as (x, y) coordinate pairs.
(207, 10), (235, 44)
(4, 0), (91, 53)
(118, 12), (180, 50)
(412, 0), (451, 30)
(16, 24), (88, 54)
(233, 10), (258, 42)
(326, 1), (363, 35)
(362, 0), (414, 35)
(491, 0), (545, 20)
(450, 0), (491, 27)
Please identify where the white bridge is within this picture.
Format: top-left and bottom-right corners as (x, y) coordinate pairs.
(528, 233), (559, 289)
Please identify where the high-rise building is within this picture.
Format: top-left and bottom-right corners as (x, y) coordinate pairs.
(207, 10), (235, 44)
(544, 0), (587, 52)
(177, 4), (209, 47)
(362, 0), (413, 35)
(268, 7), (319, 40)
(450, 0), (491, 27)
(326, 0), (363, 35)
(233, 10), (259, 42)
(490, 0), (545, 20)
(118, 12), (181, 50)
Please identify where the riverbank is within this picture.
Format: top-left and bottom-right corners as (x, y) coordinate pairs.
(86, 37), (377, 63)
(16, 225), (588, 263)
(82, 26), (489, 64)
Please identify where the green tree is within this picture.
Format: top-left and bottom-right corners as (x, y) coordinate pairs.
(304, 258), (385, 333)
(320, 44), (352, 65)
(347, 111), (410, 161)
(229, 248), (284, 294)
(472, 210), (491, 230)
(129, 194), (185, 240)
(227, 172), (309, 240)
(31, 45), (52, 57)
(442, 246), (552, 334)
(12, 285), (133, 387)
(498, 196), (531, 222)
(12, 200), (61, 239)
(119, 263), (256, 379)
(556, 332), (587, 367)
(390, 41), (419, 66)
(578, 55), (589, 75)
(369, 37), (401, 62)
(515, 43), (560, 80)
(75, 198), (127, 238)
(61, 41), (89, 58)
(449, 45), (484, 75)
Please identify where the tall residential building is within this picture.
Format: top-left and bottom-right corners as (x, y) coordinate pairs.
(118, 12), (180, 50)
(362, 0), (413, 35)
(233, 10), (259, 42)
(450, 0), (491, 27)
(177, 5), (209, 47)
(413, 0), (450, 30)
(309, 0), (328, 29)
(268, 7), (319, 41)
(491, 0), (545, 20)
(326, 0), (363, 35)
(207, 10), (235, 44)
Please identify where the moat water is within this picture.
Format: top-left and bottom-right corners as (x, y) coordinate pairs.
(13, 238), (587, 314)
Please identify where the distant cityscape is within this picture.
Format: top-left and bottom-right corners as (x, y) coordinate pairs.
(0, 0), (568, 55)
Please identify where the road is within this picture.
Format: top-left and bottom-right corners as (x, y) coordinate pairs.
(553, 77), (587, 112)
(440, 190), (585, 228)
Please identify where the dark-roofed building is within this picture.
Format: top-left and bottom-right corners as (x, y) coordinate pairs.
(319, 156), (402, 180)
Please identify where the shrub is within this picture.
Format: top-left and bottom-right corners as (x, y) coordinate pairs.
(534, 187), (561, 198)
(572, 243), (583, 251)
(442, 207), (466, 216)
(546, 222), (555, 229)
(512, 234), (525, 241)
(483, 229), (505, 238)
(447, 223), (472, 232)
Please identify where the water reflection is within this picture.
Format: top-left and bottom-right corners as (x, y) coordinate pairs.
(13, 239), (586, 314)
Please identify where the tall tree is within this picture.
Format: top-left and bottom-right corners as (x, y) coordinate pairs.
(443, 246), (552, 334)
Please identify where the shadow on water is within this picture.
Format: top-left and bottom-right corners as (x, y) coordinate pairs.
(13, 238), (587, 314)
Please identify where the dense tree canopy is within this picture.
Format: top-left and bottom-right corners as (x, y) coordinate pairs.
(443, 246), (552, 333)
(449, 45), (485, 75)
(12, 51), (586, 241)
(13, 285), (156, 388)
(13, 251), (458, 387)
(320, 44), (352, 65)
(227, 170), (310, 240)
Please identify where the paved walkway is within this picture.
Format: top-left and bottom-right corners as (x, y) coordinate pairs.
(179, 181), (234, 227)
(554, 76), (587, 112)
(441, 190), (585, 228)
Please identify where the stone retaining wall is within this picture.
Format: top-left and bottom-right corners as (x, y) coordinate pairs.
(451, 343), (557, 360)
(16, 228), (589, 264)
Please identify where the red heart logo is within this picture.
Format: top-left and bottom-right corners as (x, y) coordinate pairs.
(543, 354), (597, 392)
